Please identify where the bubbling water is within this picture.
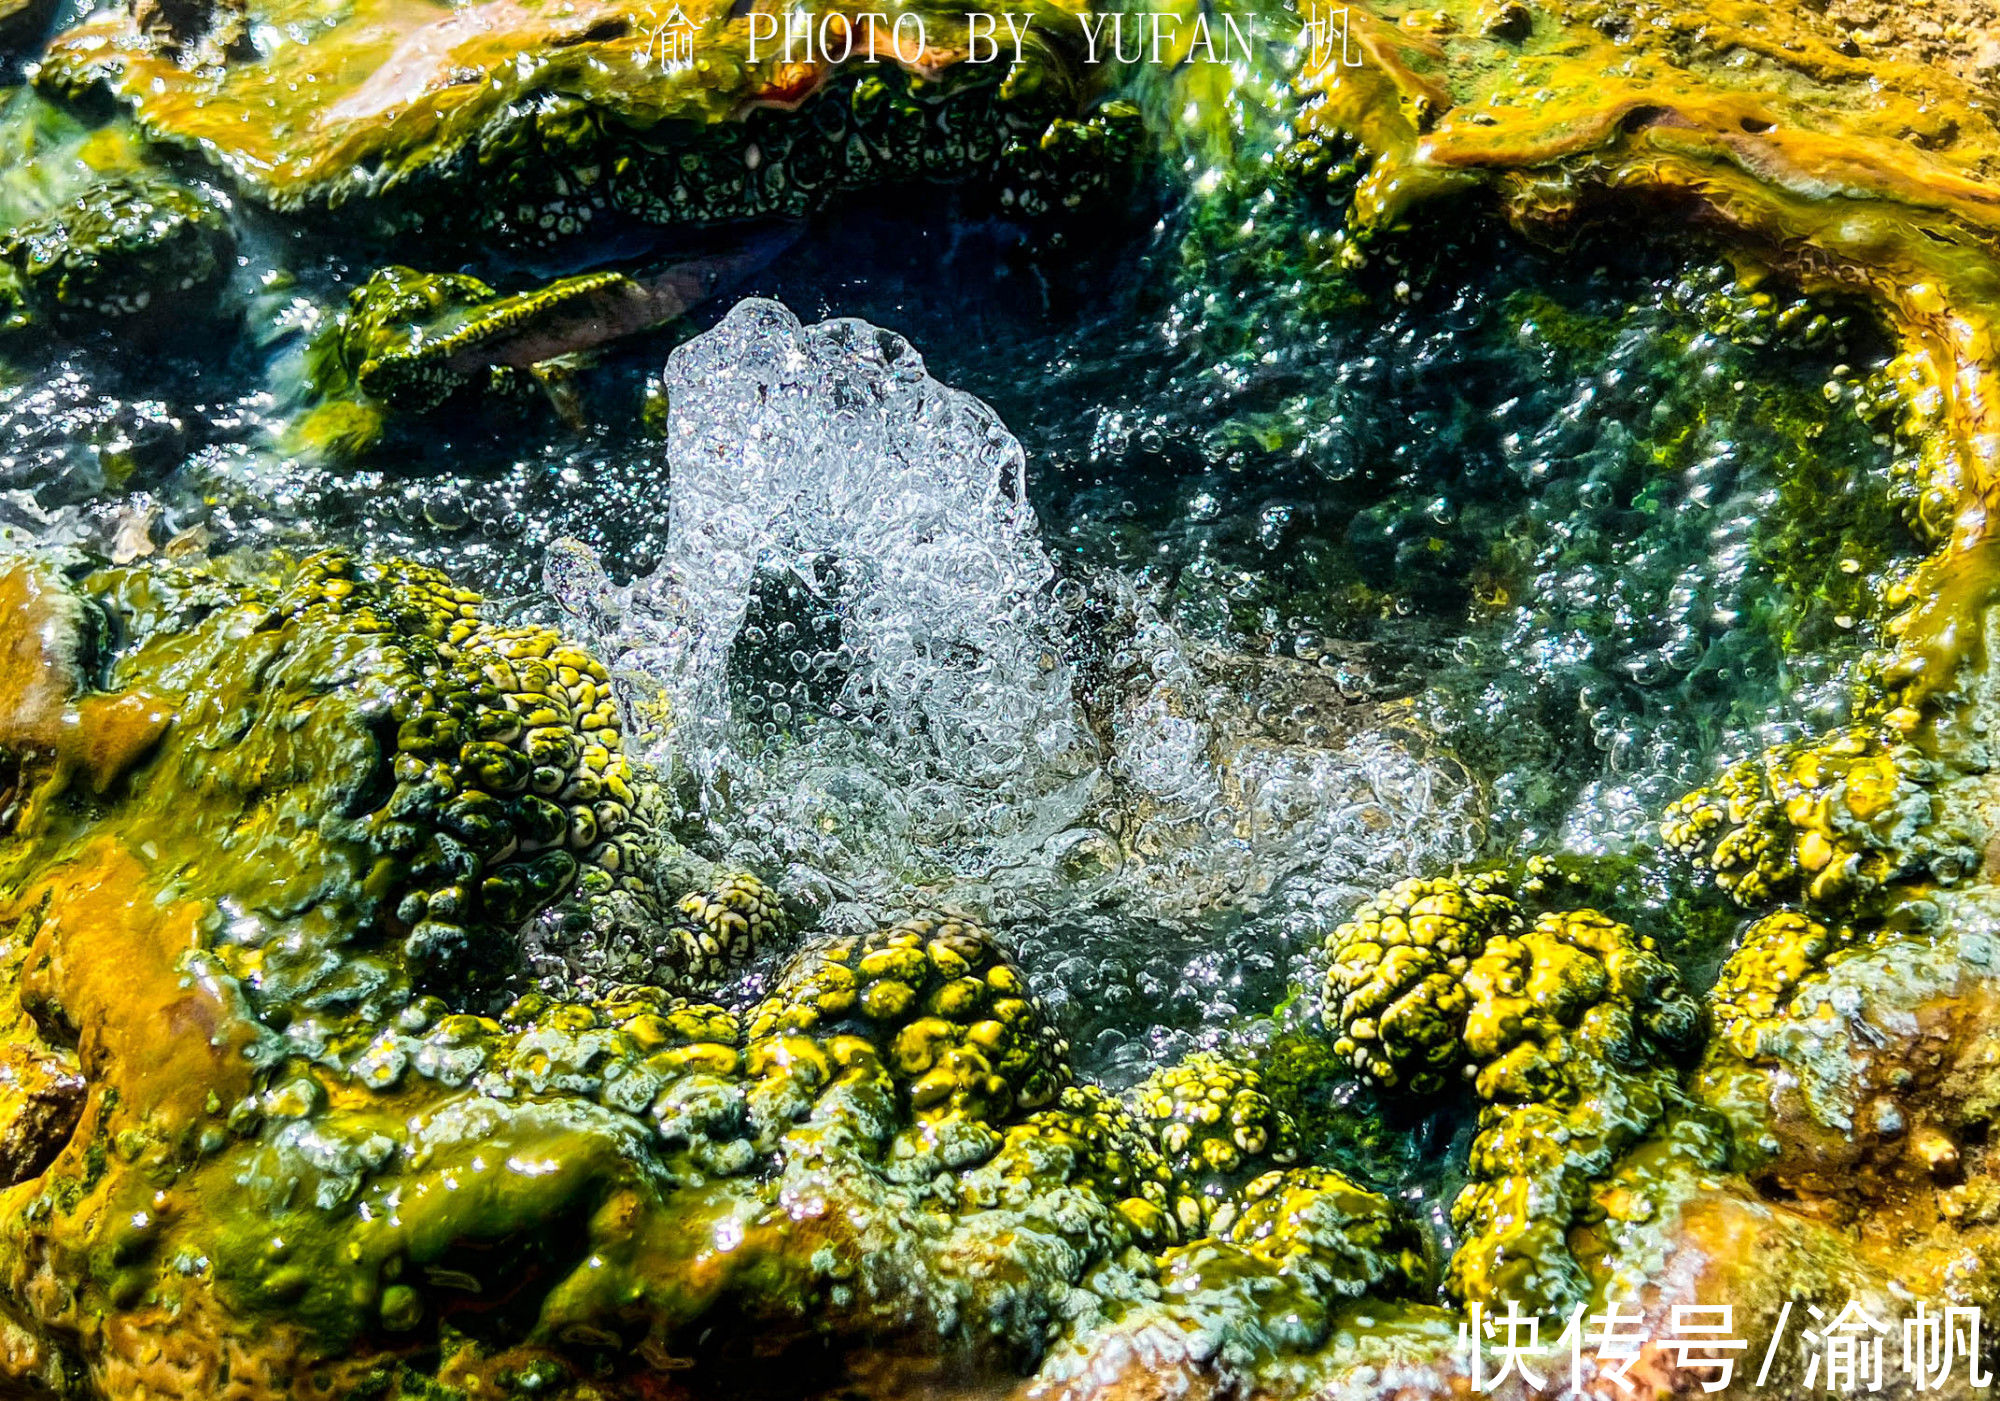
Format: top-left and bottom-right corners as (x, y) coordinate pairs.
(550, 300), (1477, 1039)
(557, 299), (1098, 916)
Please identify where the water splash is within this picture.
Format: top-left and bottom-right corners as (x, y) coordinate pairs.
(551, 298), (1477, 975)
(555, 299), (1095, 917)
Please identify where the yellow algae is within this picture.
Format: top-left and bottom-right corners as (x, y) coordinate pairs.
(1320, 871), (1716, 1314)
(0, 550), (1433, 1397)
(36, 0), (1112, 214)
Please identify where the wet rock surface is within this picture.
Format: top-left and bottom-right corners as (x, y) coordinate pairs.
(0, 547), (1459, 1398)
(5, 0), (2000, 1388)
(0, 531), (1994, 1399)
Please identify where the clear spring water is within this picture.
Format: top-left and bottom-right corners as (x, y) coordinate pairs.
(543, 296), (1483, 1078)
(0, 61), (1916, 1089)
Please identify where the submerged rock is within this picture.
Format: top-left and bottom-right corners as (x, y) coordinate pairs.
(298, 231), (797, 454)
(1294, 0), (2000, 705)
(0, 173), (231, 334)
(1321, 869), (1721, 1315)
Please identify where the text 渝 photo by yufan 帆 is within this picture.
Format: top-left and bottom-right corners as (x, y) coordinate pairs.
(5, 0), (2000, 1394)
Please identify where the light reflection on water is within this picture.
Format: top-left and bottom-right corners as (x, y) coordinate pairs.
(0, 48), (1917, 1094)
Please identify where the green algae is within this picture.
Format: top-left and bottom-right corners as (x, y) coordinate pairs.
(1, 0), (1999, 1386)
(1291, 0), (2000, 722)
(35, 0), (1138, 243)
(0, 549), (1450, 1397)
(1000, 124), (1917, 855)
(1, 173), (231, 331)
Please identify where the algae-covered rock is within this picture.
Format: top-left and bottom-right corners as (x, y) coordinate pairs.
(298, 236), (796, 452)
(0, 548), (1438, 1399)
(0, 173), (230, 333)
(12, 0), (2000, 1386)
(36, 0), (1139, 245)
(1321, 873), (1718, 1315)
(1661, 725), (1978, 912)
(1447, 907), (1718, 1311)
(1321, 869), (1520, 1094)
(1131, 1051), (1299, 1232)
(745, 914), (1073, 1153)
(1260, 0), (2000, 1342)
(306, 265), (527, 415)
(1698, 890), (2000, 1259)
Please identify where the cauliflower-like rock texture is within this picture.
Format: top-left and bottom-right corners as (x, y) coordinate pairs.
(745, 915), (1074, 1172)
(0, 548), (1443, 1398)
(662, 872), (787, 990)
(1661, 726), (1975, 911)
(1132, 1050), (1301, 1232)
(1706, 909), (1865, 1060)
(1321, 871), (1523, 1093)
(1321, 874), (1720, 1314)
(1447, 909), (1719, 1311)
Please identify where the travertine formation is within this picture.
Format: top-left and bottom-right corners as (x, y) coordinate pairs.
(1321, 874), (1718, 1313)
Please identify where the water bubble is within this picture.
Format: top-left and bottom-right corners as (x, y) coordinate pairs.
(546, 301), (1478, 1065)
